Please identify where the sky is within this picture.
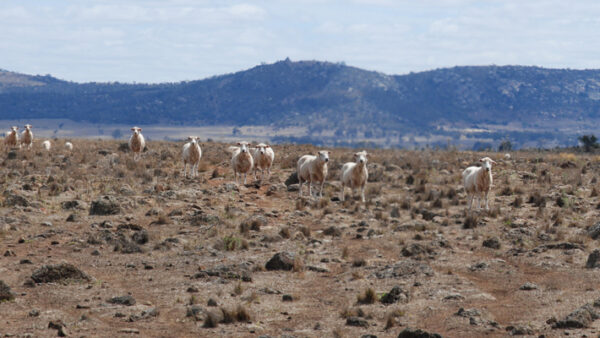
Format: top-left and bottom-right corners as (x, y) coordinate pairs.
(1, 0), (599, 83)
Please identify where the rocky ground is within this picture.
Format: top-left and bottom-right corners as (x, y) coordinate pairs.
(1, 140), (600, 337)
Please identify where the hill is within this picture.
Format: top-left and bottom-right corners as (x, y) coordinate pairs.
(2, 60), (600, 148)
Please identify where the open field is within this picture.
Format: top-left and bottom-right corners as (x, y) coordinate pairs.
(2, 139), (600, 337)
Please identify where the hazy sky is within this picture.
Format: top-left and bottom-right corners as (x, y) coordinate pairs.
(2, 0), (599, 83)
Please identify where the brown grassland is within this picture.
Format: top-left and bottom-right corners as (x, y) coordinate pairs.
(1, 139), (600, 337)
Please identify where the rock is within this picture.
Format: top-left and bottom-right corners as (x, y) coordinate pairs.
(505, 325), (533, 335)
(107, 295), (136, 306)
(346, 316), (369, 328)
(119, 328), (140, 334)
(194, 263), (253, 282)
(29, 309), (40, 317)
(286, 184), (299, 192)
(0, 280), (15, 301)
(373, 260), (434, 279)
(4, 249), (15, 257)
(6, 150), (17, 159)
(397, 327), (442, 338)
(187, 286), (199, 293)
(282, 294), (293, 302)
(240, 215), (268, 231)
(41, 221), (53, 227)
(586, 250), (600, 268)
(131, 230), (149, 245)
(588, 222), (600, 239)
(456, 308), (481, 318)
(469, 262), (488, 271)
(265, 252), (296, 271)
(207, 298), (218, 307)
(519, 282), (538, 290)
(65, 214), (78, 222)
(380, 285), (409, 304)
(31, 263), (91, 283)
(3, 190), (30, 207)
(323, 226), (342, 237)
(48, 320), (68, 337)
(553, 301), (600, 328)
(89, 195), (121, 215)
(61, 200), (84, 210)
(187, 305), (204, 321)
(443, 293), (464, 301)
(285, 172), (299, 186)
(482, 237), (501, 249)
(401, 243), (435, 258)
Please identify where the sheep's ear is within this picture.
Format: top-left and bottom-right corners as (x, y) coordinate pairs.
(479, 159), (483, 162)
(266, 145), (270, 148)
(237, 142), (241, 146)
(138, 128), (142, 132)
(491, 160), (497, 164)
(131, 128), (135, 131)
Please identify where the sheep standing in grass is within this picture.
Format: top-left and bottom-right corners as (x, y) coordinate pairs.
(41, 140), (51, 151)
(128, 127), (145, 161)
(252, 143), (274, 181)
(229, 141), (253, 185)
(340, 150), (369, 202)
(4, 126), (18, 150)
(65, 142), (73, 151)
(462, 157), (496, 211)
(182, 136), (202, 178)
(297, 150), (330, 198)
(20, 124), (33, 150)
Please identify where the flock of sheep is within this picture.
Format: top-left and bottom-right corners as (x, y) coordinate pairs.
(3, 125), (72, 153)
(4, 125), (497, 211)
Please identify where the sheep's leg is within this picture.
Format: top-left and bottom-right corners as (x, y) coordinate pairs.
(308, 180), (312, 197)
(254, 168), (258, 180)
(243, 173), (247, 185)
(468, 194), (473, 211)
(298, 177), (303, 197)
(484, 191), (489, 210)
(319, 181), (324, 198)
(477, 194), (482, 209)
(361, 185), (366, 203)
(340, 184), (345, 201)
(184, 163), (188, 178)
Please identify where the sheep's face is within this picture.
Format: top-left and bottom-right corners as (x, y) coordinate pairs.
(354, 151), (368, 165)
(479, 157), (496, 172)
(187, 136), (199, 145)
(317, 150), (330, 163)
(10, 126), (18, 133)
(131, 127), (142, 135)
(237, 141), (249, 153)
(24, 124), (32, 131)
(256, 144), (269, 155)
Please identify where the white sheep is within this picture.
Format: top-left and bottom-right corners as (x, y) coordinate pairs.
(128, 127), (145, 161)
(297, 150), (330, 198)
(64, 141), (73, 151)
(340, 150), (369, 202)
(4, 126), (19, 150)
(41, 140), (51, 151)
(20, 124), (33, 150)
(504, 153), (511, 160)
(462, 157), (496, 211)
(182, 136), (202, 178)
(228, 141), (254, 185)
(252, 143), (275, 181)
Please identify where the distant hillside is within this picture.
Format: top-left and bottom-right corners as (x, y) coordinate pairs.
(2, 60), (600, 148)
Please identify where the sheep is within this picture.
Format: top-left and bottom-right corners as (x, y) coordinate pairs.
(20, 124), (33, 150)
(65, 141), (73, 151)
(182, 136), (202, 178)
(504, 153), (511, 160)
(340, 150), (369, 202)
(41, 140), (51, 151)
(252, 143), (275, 181)
(462, 157), (496, 211)
(228, 141), (254, 185)
(4, 126), (19, 150)
(128, 127), (145, 161)
(297, 150), (330, 198)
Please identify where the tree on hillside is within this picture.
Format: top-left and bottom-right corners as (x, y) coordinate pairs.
(578, 135), (598, 152)
(498, 140), (512, 152)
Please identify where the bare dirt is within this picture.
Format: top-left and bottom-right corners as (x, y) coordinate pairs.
(1, 139), (600, 337)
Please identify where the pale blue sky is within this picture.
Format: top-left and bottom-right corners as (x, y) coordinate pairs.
(1, 0), (599, 83)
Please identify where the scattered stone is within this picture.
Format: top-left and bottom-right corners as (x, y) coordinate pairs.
(482, 237), (501, 249)
(284, 172), (299, 186)
(323, 226), (342, 237)
(0, 280), (16, 301)
(187, 286), (199, 293)
(397, 327), (442, 338)
(91, 250), (100, 256)
(118, 328), (140, 334)
(107, 295), (136, 306)
(48, 320), (68, 337)
(131, 230), (149, 245)
(187, 305), (204, 321)
(469, 262), (488, 271)
(373, 260), (434, 279)
(443, 293), (464, 301)
(519, 282), (538, 291)
(286, 184), (299, 192)
(265, 252), (297, 271)
(553, 300), (600, 329)
(505, 325), (533, 335)
(401, 243), (435, 258)
(66, 214), (78, 222)
(61, 200), (84, 210)
(282, 294), (293, 302)
(4, 249), (15, 257)
(20, 259), (33, 264)
(194, 263), (253, 282)
(456, 308), (481, 318)
(3, 190), (30, 207)
(89, 195), (121, 215)
(586, 250), (600, 268)
(346, 316), (369, 328)
(29, 309), (40, 317)
(240, 215), (268, 231)
(41, 221), (53, 227)
(380, 285), (409, 304)
(31, 263), (91, 283)
(207, 298), (218, 307)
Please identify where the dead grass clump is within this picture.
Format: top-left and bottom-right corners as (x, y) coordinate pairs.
(203, 312), (219, 328)
(528, 192), (546, 208)
(299, 226), (311, 238)
(352, 258), (366, 267)
(357, 288), (377, 304)
(384, 308), (405, 330)
(317, 197), (330, 209)
(511, 196), (523, 208)
(235, 304), (251, 322)
(233, 282), (243, 296)
(342, 246), (349, 259)
(211, 167), (220, 179)
(215, 235), (248, 251)
(500, 186), (513, 196)
(463, 215), (479, 229)
(279, 227), (291, 239)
